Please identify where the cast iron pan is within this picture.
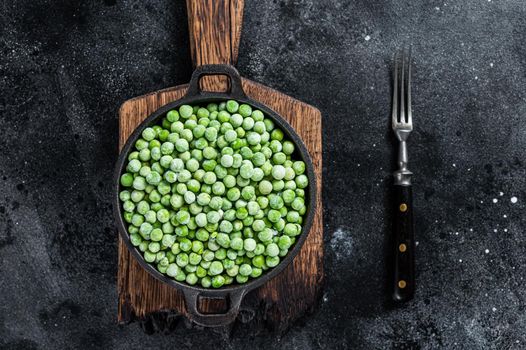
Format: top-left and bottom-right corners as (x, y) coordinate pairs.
(114, 64), (317, 327)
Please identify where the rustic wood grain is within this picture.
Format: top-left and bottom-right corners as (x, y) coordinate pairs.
(117, 79), (323, 332)
(186, 0), (244, 91)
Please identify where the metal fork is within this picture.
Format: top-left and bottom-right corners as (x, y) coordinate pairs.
(391, 49), (415, 302)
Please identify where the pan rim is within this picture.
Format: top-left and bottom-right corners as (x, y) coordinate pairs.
(113, 91), (317, 297)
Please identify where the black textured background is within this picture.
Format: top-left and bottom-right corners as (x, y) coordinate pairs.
(2, 0), (526, 349)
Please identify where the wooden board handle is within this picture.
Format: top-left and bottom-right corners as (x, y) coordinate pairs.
(186, 0), (245, 91)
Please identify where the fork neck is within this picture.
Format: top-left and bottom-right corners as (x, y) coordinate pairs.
(394, 141), (412, 186)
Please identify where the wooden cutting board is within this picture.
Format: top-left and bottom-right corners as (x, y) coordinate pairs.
(117, 0), (323, 332)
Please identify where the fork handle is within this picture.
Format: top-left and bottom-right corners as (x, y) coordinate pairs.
(392, 184), (415, 302)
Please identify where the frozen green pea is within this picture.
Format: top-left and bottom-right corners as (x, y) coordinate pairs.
(174, 138), (188, 152)
(258, 228), (274, 243)
(209, 261), (224, 276)
(212, 182), (226, 195)
(239, 163), (254, 179)
(216, 233), (231, 248)
(179, 105), (193, 118)
(247, 132), (261, 146)
(228, 113), (241, 127)
(142, 127), (156, 141)
(231, 237), (243, 251)
(130, 190), (144, 203)
(266, 243), (279, 257)
(184, 191), (196, 204)
(293, 161), (306, 175)
(161, 142), (174, 155)
(219, 220), (233, 233)
(195, 213), (207, 227)
(282, 141), (294, 155)
(150, 228), (163, 241)
(273, 152), (287, 165)
(176, 253), (189, 267)
(239, 263), (252, 277)
(187, 179), (200, 193)
(236, 274), (249, 284)
(285, 223), (301, 236)
(136, 201), (150, 215)
(224, 129), (237, 143)
(177, 170), (192, 183)
(207, 211), (221, 224)
(291, 197), (305, 211)
(267, 210), (281, 223)
(271, 165), (286, 180)
(269, 195), (284, 210)
(123, 200), (135, 213)
(146, 172), (162, 186)
(226, 100), (239, 113)
(220, 154), (234, 168)
(214, 165), (228, 179)
(296, 174), (309, 189)
(139, 166), (151, 178)
(205, 127), (218, 142)
(166, 263), (179, 277)
(127, 159), (141, 173)
(176, 210), (190, 224)
(131, 214), (144, 227)
(252, 219), (266, 232)
(148, 242), (161, 253)
(119, 190), (131, 202)
(238, 104), (252, 117)
(144, 210), (157, 223)
(269, 140), (282, 153)
(243, 238), (256, 252)
(258, 180), (273, 195)
(209, 196), (223, 210)
(211, 275), (225, 288)
(203, 172), (217, 185)
(197, 107), (210, 119)
(144, 251), (156, 263)
(272, 180), (285, 192)
(271, 128), (284, 141)
(278, 235), (292, 250)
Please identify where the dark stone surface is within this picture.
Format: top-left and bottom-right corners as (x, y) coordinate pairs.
(1, 0), (526, 349)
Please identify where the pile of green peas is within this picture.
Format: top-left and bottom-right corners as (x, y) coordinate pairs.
(119, 100), (309, 288)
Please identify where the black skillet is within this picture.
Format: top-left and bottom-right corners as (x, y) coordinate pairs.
(113, 64), (317, 327)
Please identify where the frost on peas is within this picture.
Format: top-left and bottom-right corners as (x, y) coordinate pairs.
(119, 100), (310, 288)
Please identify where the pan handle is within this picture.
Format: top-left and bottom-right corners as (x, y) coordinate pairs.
(186, 0), (244, 67)
(185, 64), (247, 99)
(186, 0), (245, 91)
(183, 289), (246, 327)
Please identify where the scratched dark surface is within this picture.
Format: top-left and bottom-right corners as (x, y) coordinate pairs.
(1, 0), (526, 349)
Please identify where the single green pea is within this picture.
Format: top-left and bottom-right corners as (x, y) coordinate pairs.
(144, 250), (156, 263)
(239, 263), (252, 276)
(176, 253), (189, 267)
(211, 275), (225, 288)
(209, 261), (224, 276)
(243, 238), (256, 252)
(179, 105), (193, 119)
(265, 255), (280, 268)
(236, 274), (249, 284)
(238, 104), (252, 117)
(166, 263), (179, 277)
(123, 200), (135, 213)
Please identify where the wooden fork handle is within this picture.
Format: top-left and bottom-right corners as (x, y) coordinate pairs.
(392, 184), (415, 302)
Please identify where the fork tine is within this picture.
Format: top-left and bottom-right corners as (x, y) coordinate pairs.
(400, 49), (406, 124)
(392, 52), (399, 127)
(406, 47), (412, 126)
